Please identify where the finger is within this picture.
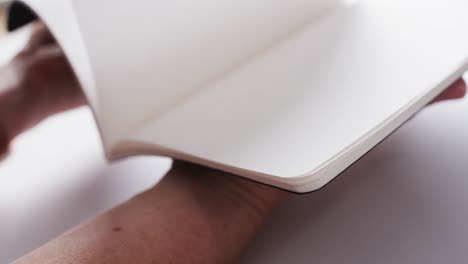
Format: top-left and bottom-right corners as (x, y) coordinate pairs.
(431, 78), (467, 104)
(23, 21), (55, 52)
(0, 45), (85, 155)
(22, 45), (85, 113)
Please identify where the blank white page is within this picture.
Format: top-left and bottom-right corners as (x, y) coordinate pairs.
(126, 0), (468, 192)
(68, 0), (342, 146)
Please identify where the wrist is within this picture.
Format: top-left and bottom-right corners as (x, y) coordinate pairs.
(168, 161), (289, 230)
(159, 161), (289, 262)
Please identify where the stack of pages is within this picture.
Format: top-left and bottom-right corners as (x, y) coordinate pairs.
(5, 0), (468, 192)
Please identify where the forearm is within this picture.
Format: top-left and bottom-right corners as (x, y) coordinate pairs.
(14, 162), (289, 264)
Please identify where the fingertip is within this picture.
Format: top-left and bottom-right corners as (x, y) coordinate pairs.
(445, 79), (467, 101)
(24, 21), (54, 52)
(430, 78), (466, 104)
(440, 78), (466, 101)
(456, 78), (467, 98)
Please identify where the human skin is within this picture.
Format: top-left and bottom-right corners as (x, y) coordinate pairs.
(1, 22), (466, 263)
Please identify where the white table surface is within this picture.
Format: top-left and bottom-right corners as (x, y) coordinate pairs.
(1, 27), (467, 264)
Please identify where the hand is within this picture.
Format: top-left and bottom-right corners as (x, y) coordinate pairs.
(2, 22), (466, 263)
(0, 22), (84, 157)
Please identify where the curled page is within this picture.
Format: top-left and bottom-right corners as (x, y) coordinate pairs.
(21, 0), (342, 147)
(69, 0), (343, 145)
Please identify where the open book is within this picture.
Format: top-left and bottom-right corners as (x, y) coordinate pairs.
(5, 0), (468, 192)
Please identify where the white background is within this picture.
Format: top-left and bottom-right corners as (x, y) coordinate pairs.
(1, 29), (467, 263)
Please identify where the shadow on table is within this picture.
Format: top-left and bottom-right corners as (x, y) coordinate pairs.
(241, 103), (468, 264)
